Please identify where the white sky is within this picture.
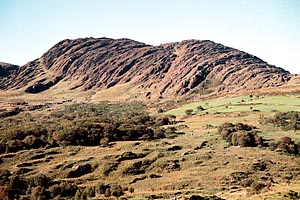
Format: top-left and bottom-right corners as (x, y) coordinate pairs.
(0, 0), (299, 74)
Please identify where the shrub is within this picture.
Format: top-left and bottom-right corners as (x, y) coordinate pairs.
(129, 187), (135, 193)
(250, 181), (265, 194)
(185, 109), (193, 116)
(218, 123), (263, 147)
(231, 131), (257, 147)
(155, 116), (170, 126)
(165, 127), (177, 135)
(262, 111), (300, 131)
(196, 106), (205, 111)
(5, 140), (26, 153)
(9, 175), (27, 198)
(60, 182), (78, 196)
(0, 184), (14, 200)
(220, 128), (233, 142)
(82, 187), (95, 198)
(110, 184), (124, 198)
(153, 128), (166, 139)
(30, 186), (47, 200)
(0, 102), (171, 152)
(28, 174), (51, 188)
(157, 108), (164, 113)
(49, 184), (61, 198)
(96, 182), (108, 194)
(0, 169), (11, 184)
(269, 141), (277, 151)
(0, 143), (6, 154)
(49, 182), (77, 197)
(75, 189), (83, 200)
(100, 137), (110, 147)
(276, 137), (299, 154)
(241, 179), (254, 187)
(235, 123), (253, 131)
(104, 188), (111, 197)
(218, 122), (235, 140)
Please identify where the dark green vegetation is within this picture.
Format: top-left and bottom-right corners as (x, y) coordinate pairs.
(218, 122), (264, 147)
(0, 170), (128, 200)
(0, 102), (177, 199)
(261, 111), (300, 131)
(0, 102), (171, 153)
(218, 121), (300, 155)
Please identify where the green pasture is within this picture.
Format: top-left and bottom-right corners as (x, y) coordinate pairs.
(166, 95), (300, 116)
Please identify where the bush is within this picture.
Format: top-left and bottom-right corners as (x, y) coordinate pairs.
(75, 189), (83, 200)
(0, 169), (11, 184)
(96, 182), (108, 195)
(276, 137), (299, 154)
(157, 108), (164, 113)
(262, 111), (300, 131)
(49, 182), (77, 197)
(231, 131), (258, 147)
(30, 186), (47, 200)
(82, 187), (95, 198)
(9, 175), (27, 198)
(100, 137), (110, 147)
(218, 123), (262, 147)
(196, 106), (205, 111)
(269, 141), (277, 151)
(23, 135), (46, 149)
(49, 184), (61, 198)
(155, 117), (170, 126)
(129, 187), (135, 193)
(154, 128), (166, 139)
(60, 182), (78, 196)
(28, 174), (51, 188)
(111, 184), (124, 198)
(0, 102), (170, 153)
(5, 140), (26, 153)
(185, 109), (193, 116)
(0, 184), (14, 200)
(250, 181), (265, 194)
(104, 188), (111, 197)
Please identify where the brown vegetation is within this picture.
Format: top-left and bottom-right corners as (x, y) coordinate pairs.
(218, 122), (263, 147)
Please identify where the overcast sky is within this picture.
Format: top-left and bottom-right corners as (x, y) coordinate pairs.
(1, 0), (299, 74)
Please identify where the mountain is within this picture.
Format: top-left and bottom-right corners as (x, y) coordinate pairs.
(0, 37), (291, 99)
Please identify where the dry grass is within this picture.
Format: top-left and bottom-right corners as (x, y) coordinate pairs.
(1, 86), (300, 199)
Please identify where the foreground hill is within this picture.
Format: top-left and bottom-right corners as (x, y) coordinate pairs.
(1, 95), (300, 199)
(0, 38), (291, 99)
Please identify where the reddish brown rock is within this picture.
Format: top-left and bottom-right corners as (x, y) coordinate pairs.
(0, 38), (291, 98)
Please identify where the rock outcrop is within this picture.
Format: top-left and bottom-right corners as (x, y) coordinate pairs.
(0, 37), (291, 98)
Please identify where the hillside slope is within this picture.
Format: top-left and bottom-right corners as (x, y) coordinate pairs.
(0, 38), (291, 99)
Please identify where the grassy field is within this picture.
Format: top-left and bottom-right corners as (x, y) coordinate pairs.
(167, 95), (300, 116)
(1, 91), (300, 199)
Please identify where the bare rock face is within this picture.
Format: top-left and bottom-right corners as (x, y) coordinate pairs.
(0, 62), (19, 89)
(0, 37), (291, 98)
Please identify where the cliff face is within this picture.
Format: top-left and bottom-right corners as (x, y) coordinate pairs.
(0, 37), (291, 98)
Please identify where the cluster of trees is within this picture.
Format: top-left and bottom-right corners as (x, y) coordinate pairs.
(218, 122), (300, 155)
(0, 170), (129, 199)
(0, 102), (174, 153)
(218, 122), (264, 147)
(262, 111), (300, 131)
(270, 136), (300, 155)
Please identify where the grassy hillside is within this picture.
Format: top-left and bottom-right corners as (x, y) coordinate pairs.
(167, 95), (300, 116)
(1, 93), (300, 199)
